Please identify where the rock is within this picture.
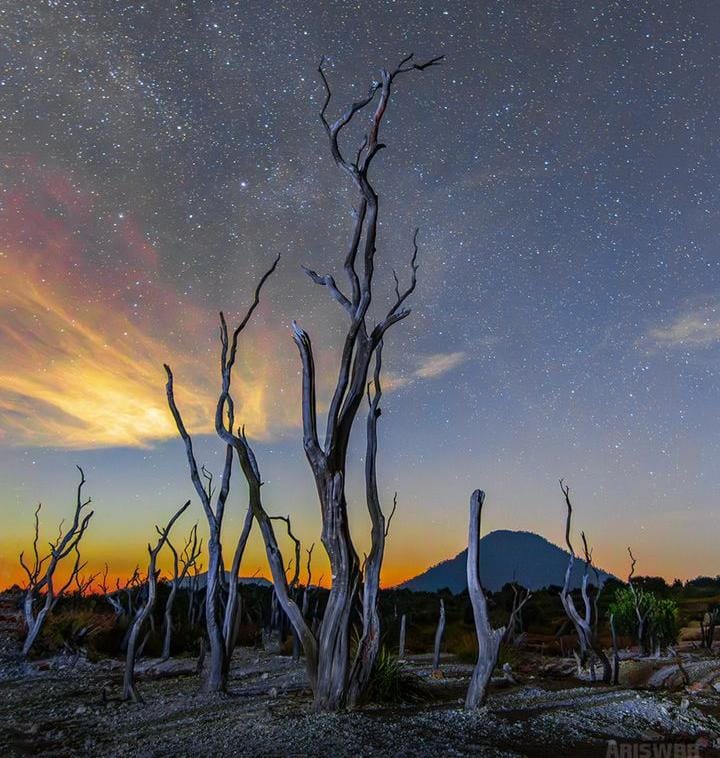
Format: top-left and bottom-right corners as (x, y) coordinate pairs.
(75, 704), (87, 715)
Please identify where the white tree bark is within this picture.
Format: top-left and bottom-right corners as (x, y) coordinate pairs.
(433, 598), (446, 670)
(19, 467), (95, 657)
(161, 523), (201, 661)
(558, 480), (612, 682)
(123, 501), (190, 702)
(465, 490), (505, 709)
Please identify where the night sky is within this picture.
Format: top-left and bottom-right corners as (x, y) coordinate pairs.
(1, 1), (719, 587)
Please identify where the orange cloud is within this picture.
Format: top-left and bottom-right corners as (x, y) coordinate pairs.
(0, 161), (298, 448)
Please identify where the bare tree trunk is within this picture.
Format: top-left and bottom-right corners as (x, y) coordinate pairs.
(700, 606), (718, 650)
(399, 613), (406, 659)
(627, 548), (649, 656)
(301, 544), (315, 622)
(610, 613), (620, 685)
(223, 504), (253, 660)
(19, 468), (94, 657)
(558, 480), (611, 683)
(433, 598), (446, 671)
(162, 524), (201, 661)
(465, 490), (505, 709)
(123, 501), (189, 702)
(503, 583), (532, 646)
(347, 346), (397, 706)
(165, 360), (237, 693)
(161, 544), (179, 662)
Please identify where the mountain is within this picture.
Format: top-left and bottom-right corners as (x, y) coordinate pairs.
(397, 529), (613, 593)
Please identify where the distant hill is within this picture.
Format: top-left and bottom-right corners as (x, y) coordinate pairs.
(397, 529), (613, 593)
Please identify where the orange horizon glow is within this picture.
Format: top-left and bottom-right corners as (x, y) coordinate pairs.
(0, 527), (708, 595)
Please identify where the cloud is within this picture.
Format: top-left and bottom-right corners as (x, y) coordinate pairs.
(384, 351), (469, 390)
(645, 301), (720, 350)
(0, 163), (470, 449)
(0, 164), (299, 449)
(414, 351), (468, 379)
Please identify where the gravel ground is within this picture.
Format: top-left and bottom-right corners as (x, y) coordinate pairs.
(2, 649), (720, 757)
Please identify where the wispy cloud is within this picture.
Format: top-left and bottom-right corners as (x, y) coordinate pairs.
(415, 351), (469, 378)
(645, 300), (720, 350)
(0, 164), (299, 449)
(384, 351), (469, 390)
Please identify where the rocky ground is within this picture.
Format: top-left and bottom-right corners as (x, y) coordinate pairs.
(2, 647), (720, 757)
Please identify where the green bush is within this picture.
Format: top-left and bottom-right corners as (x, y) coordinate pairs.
(608, 586), (678, 652)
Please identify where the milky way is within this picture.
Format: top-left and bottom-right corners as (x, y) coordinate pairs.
(1, 2), (719, 585)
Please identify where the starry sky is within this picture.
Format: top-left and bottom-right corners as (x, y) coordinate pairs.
(1, 1), (719, 589)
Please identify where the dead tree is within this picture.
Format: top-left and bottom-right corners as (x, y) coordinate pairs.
(399, 613), (407, 659)
(700, 606), (719, 651)
(503, 582), (532, 645)
(100, 565), (124, 616)
(213, 264), (319, 682)
(289, 53), (442, 711)
(123, 501), (190, 702)
(161, 404), (232, 689)
(348, 345), (397, 704)
(161, 523), (202, 660)
(465, 490), (506, 708)
(122, 566), (141, 618)
(301, 543), (315, 620)
(558, 480), (612, 683)
(19, 466), (94, 656)
(627, 547), (650, 655)
(268, 515), (302, 659)
(188, 561), (202, 627)
(223, 504), (253, 661)
(73, 560), (99, 606)
(433, 598), (446, 670)
(165, 254), (312, 692)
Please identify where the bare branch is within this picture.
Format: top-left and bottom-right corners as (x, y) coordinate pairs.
(627, 546), (637, 584)
(124, 500), (190, 701)
(291, 321), (322, 463)
(164, 364), (215, 525)
(270, 514), (301, 589)
(19, 469), (96, 656)
(384, 493), (398, 539)
(301, 265), (353, 314)
(305, 543), (315, 588)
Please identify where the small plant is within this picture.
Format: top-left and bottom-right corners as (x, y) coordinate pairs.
(39, 608), (113, 657)
(365, 646), (429, 704)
